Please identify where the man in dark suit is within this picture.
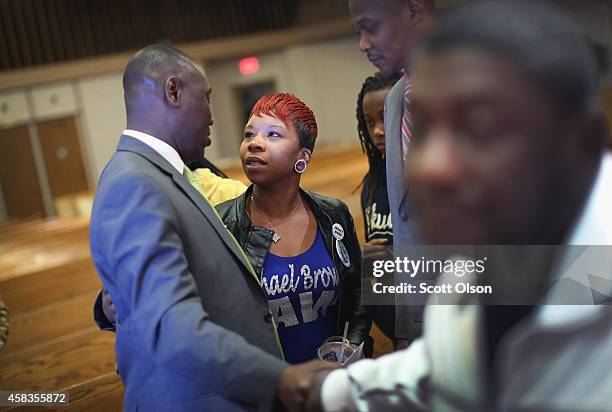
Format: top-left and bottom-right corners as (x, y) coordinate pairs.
(90, 44), (332, 412)
(349, 0), (435, 347)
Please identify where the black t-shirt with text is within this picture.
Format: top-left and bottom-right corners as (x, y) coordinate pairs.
(360, 165), (393, 244)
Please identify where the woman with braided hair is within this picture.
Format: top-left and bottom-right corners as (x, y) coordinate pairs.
(356, 72), (402, 245)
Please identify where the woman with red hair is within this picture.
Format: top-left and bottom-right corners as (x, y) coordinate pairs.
(216, 93), (371, 363)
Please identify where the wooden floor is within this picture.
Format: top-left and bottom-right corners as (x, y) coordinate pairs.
(0, 146), (393, 411)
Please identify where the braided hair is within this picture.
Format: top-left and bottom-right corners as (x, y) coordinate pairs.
(356, 72), (402, 207)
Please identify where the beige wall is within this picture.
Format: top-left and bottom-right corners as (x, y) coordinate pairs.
(76, 73), (126, 184)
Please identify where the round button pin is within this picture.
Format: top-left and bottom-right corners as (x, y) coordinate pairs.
(332, 223), (345, 240)
(336, 239), (351, 267)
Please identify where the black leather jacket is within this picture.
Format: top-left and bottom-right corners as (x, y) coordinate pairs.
(216, 186), (372, 349)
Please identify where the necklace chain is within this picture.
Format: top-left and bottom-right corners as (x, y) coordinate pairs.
(250, 193), (302, 243)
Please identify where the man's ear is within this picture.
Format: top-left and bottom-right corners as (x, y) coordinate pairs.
(164, 76), (182, 108)
(408, 0), (425, 24)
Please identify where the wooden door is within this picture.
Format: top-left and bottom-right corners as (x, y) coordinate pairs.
(0, 126), (46, 219)
(36, 117), (89, 199)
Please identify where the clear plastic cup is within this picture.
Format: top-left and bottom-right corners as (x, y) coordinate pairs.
(317, 340), (355, 365)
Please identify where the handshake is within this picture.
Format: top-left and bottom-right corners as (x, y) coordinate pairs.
(277, 360), (338, 412)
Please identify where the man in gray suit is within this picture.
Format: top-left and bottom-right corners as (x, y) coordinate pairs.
(349, 0), (435, 345)
(90, 44), (332, 412)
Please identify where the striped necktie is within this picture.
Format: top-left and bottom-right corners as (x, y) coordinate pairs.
(401, 74), (413, 163)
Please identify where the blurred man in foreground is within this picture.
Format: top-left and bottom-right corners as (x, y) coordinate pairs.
(308, 1), (612, 410)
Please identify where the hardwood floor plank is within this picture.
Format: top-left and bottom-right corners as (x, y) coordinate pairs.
(3, 292), (98, 356)
(1, 331), (115, 392)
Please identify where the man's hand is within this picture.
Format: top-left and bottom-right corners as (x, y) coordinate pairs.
(277, 360), (339, 412)
(101, 288), (117, 324)
(305, 370), (335, 412)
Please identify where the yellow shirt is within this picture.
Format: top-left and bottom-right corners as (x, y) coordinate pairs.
(193, 168), (247, 206)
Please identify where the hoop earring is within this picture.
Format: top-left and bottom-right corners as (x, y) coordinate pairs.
(294, 159), (308, 174)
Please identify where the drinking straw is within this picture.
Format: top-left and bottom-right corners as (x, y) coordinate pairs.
(340, 321), (349, 364)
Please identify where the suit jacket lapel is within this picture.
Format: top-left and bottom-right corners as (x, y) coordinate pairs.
(116, 135), (257, 281)
(170, 172), (259, 279)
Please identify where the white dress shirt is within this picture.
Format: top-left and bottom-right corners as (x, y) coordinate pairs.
(123, 129), (184, 174)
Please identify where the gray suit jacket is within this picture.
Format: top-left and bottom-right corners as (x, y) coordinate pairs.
(90, 135), (286, 412)
(384, 79), (421, 247)
(384, 80), (424, 340)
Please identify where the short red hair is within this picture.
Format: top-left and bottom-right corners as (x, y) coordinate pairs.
(250, 93), (318, 151)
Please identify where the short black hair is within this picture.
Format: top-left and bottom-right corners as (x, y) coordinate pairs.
(123, 43), (199, 92)
(413, 0), (599, 114)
